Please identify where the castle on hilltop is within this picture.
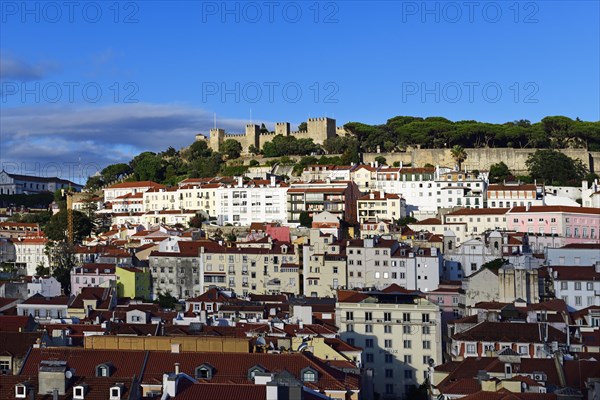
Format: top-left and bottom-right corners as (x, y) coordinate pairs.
(196, 117), (346, 154)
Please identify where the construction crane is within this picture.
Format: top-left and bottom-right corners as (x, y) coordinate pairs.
(61, 189), (74, 244)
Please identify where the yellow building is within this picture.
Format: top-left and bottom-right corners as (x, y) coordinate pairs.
(116, 266), (152, 300)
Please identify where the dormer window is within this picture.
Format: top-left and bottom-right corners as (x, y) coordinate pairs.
(109, 385), (123, 400)
(248, 364), (266, 380)
(96, 363), (113, 377)
(301, 367), (318, 383)
(15, 384), (27, 399)
(195, 363), (214, 380)
(73, 384), (88, 400)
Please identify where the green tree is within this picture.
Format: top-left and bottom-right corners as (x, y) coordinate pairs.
(374, 156), (387, 165)
(156, 291), (179, 309)
(189, 214), (206, 228)
(84, 175), (105, 191)
(488, 162), (513, 183)
(299, 211), (313, 227)
(248, 144), (260, 155)
(298, 122), (307, 131)
(132, 152), (164, 182)
(101, 163), (132, 183)
(221, 139), (243, 159)
(249, 159), (260, 167)
(189, 140), (213, 159)
(526, 149), (587, 185)
(44, 210), (93, 242)
(450, 145), (467, 170)
(46, 241), (76, 294)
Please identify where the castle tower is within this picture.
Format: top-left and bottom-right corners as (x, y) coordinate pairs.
(307, 117), (337, 145)
(245, 124), (260, 148)
(209, 128), (225, 152)
(275, 122), (291, 136)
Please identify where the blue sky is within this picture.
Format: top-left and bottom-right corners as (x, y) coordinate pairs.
(1, 1), (599, 182)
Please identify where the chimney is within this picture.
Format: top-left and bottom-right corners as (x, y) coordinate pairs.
(370, 193), (374, 199)
(270, 175), (276, 187)
(380, 191), (384, 199)
(237, 176), (243, 187)
(174, 363), (180, 375)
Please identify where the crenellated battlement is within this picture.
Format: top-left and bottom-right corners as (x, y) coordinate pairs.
(204, 117), (338, 154)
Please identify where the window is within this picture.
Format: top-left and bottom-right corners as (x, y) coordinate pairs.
(423, 340), (431, 349)
(0, 360), (9, 371)
(365, 339), (374, 348)
(384, 325), (392, 334)
(365, 353), (374, 363)
(403, 325), (411, 334)
(403, 312), (411, 322)
(575, 296), (582, 306)
(403, 340), (411, 348)
(346, 311), (354, 321)
(423, 356), (430, 365)
(422, 326), (430, 334)
(587, 282), (594, 290)
(518, 345), (528, 355)
(404, 355), (412, 364)
(466, 344), (476, 354)
(561, 282), (568, 290)
(385, 353), (393, 363)
(575, 282), (582, 290)
(385, 384), (394, 394)
(422, 313), (430, 322)
(302, 368), (317, 382)
(365, 312), (372, 321)
(384, 339), (393, 348)
(385, 369), (394, 378)
(195, 365), (213, 380)
(384, 312), (391, 322)
(404, 370), (413, 379)
(346, 324), (354, 332)
(365, 324), (373, 333)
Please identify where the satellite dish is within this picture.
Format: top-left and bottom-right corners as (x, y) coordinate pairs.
(65, 369), (73, 379)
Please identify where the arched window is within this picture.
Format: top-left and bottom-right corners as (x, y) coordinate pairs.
(96, 363), (113, 377)
(448, 241), (453, 251)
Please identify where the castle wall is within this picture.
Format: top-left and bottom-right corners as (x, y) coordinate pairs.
(362, 148), (598, 173)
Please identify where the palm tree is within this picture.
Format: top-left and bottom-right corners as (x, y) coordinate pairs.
(450, 145), (467, 171)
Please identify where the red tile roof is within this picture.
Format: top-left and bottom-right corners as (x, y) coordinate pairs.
(105, 181), (164, 189)
(452, 321), (570, 343)
(551, 266), (600, 281)
(510, 205), (600, 215)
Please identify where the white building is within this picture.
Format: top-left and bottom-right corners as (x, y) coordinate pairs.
(487, 183), (544, 208)
(216, 177), (288, 226)
(27, 276), (62, 298)
(357, 191), (406, 225)
(550, 264), (600, 310)
(0, 170), (82, 195)
(14, 237), (49, 276)
(103, 181), (165, 202)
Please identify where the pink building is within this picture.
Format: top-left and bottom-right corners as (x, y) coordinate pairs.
(70, 263), (116, 295)
(507, 206), (600, 245)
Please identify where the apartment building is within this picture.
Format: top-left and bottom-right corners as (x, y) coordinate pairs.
(149, 238), (301, 299)
(103, 180), (165, 202)
(216, 177), (288, 226)
(13, 236), (49, 276)
(345, 237), (441, 292)
(507, 205), (600, 244)
(303, 229), (347, 297)
(287, 180), (360, 226)
(435, 170), (486, 209)
(550, 264), (600, 310)
(357, 191), (406, 225)
(443, 208), (510, 236)
(337, 285), (442, 400)
(487, 183), (544, 208)
(301, 164), (355, 182)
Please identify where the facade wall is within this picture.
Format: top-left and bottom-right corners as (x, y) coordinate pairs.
(337, 299), (442, 399)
